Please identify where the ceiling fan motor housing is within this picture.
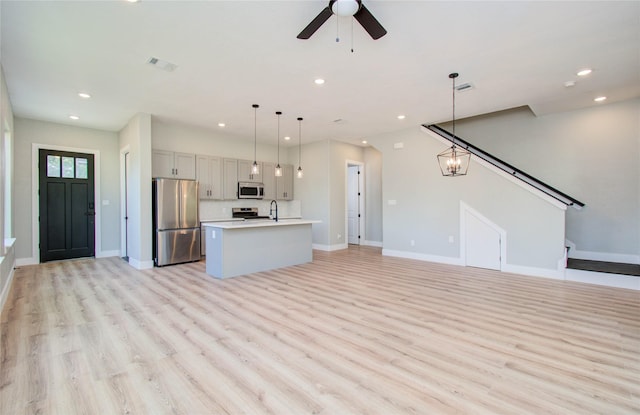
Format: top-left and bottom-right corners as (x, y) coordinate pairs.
(330, 0), (361, 17)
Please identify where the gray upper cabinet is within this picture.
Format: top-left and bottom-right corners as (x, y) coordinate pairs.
(223, 158), (238, 200)
(196, 155), (222, 200)
(276, 164), (294, 200)
(237, 159), (262, 183)
(152, 150), (196, 180)
(262, 162), (276, 200)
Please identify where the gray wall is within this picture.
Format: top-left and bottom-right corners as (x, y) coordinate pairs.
(0, 64), (15, 312)
(119, 113), (153, 268)
(446, 99), (639, 263)
(14, 117), (121, 263)
(364, 146), (383, 244)
(368, 126), (566, 273)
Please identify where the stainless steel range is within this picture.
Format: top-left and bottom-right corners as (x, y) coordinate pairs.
(232, 207), (270, 220)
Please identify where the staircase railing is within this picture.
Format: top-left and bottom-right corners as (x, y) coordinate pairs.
(425, 124), (585, 210)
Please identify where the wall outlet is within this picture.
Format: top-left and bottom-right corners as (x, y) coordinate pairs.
(337, 234), (342, 239)
(102, 200), (109, 206)
(388, 199), (397, 205)
(448, 235), (454, 243)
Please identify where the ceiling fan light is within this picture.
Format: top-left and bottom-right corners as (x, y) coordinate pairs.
(332, 0), (360, 17)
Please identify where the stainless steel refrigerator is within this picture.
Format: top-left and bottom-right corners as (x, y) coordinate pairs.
(152, 178), (201, 266)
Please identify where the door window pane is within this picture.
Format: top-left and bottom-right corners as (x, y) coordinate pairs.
(62, 157), (74, 178)
(47, 155), (60, 177)
(75, 158), (88, 179)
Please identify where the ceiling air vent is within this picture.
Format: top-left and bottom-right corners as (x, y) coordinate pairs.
(455, 82), (474, 92)
(147, 56), (178, 72)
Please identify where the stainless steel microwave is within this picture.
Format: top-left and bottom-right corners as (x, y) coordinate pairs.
(238, 182), (264, 199)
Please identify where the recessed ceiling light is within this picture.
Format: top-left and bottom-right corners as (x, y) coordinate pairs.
(314, 78), (325, 85)
(78, 92), (91, 99)
(284, 136), (291, 141)
(594, 96), (607, 102)
(69, 115), (80, 120)
(362, 140), (368, 144)
(397, 115), (406, 120)
(577, 68), (592, 77)
(218, 122), (225, 127)
(564, 80), (576, 88)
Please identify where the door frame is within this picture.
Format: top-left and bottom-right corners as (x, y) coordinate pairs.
(120, 145), (130, 261)
(345, 160), (365, 247)
(31, 143), (102, 264)
(460, 201), (506, 270)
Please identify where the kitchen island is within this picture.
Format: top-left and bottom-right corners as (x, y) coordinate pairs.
(202, 219), (319, 278)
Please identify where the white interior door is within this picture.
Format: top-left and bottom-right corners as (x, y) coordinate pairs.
(465, 211), (501, 270)
(347, 165), (360, 245)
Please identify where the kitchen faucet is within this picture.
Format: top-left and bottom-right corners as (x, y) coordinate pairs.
(270, 200), (278, 222)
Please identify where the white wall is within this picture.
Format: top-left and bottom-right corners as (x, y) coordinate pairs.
(447, 99), (640, 263)
(119, 113), (153, 269)
(13, 117), (121, 263)
(368, 126), (566, 275)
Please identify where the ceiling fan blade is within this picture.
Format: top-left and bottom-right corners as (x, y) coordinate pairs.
(353, 5), (387, 39)
(297, 6), (333, 39)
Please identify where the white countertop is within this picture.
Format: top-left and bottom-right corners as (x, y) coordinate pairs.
(202, 218), (320, 229)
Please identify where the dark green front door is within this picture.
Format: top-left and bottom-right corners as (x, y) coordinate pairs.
(39, 149), (95, 262)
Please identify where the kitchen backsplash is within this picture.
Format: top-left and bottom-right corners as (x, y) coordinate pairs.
(199, 199), (301, 221)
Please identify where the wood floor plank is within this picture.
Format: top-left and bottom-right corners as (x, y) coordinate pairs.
(1, 246), (638, 414)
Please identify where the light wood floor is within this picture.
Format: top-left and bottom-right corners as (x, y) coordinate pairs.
(1, 246), (639, 414)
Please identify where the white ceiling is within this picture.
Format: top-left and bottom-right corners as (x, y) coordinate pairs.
(2, 1), (639, 147)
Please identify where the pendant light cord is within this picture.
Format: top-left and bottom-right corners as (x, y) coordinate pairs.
(449, 73), (458, 149)
(253, 104), (258, 162)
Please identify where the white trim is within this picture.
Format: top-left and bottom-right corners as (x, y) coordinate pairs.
(313, 243), (348, 252)
(96, 250), (120, 258)
(460, 201), (507, 270)
(345, 160), (365, 246)
(16, 257), (38, 266)
(31, 143), (102, 262)
(0, 240), (16, 313)
(363, 240), (383, 248)
(502, 263), (565, 280)
(565, 268), (639, 290)
(422, 126), (568, 211)
(120, 145), (131, 260)
(382, 249), (464, 266)
(127, 257), (154, 270)
(0, 261), (15, 314)
(570, 250), (639, 265)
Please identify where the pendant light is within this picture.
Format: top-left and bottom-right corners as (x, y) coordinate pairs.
(296, 117), (304, 178)
(275, 111), (283, 177)
(251, 104), (260, 175)
(437, 72), (471, 177)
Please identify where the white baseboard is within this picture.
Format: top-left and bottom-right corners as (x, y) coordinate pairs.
(565, 239), (639, 264)
(363, 240), (383, 248)
(127, 258), (154, 270)
(313, 243), (348, 252)
(569, 249), (639, 265)
(565, 268), (639, 290)
(502, 264), (565, 280)
(97, 250), (121, 258)
(0, 258), (16, 315)
(382, 249), (465, 266)
(16, 257), (38, 266)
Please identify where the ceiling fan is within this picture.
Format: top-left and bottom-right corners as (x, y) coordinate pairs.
(297, 0), (387, 40)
